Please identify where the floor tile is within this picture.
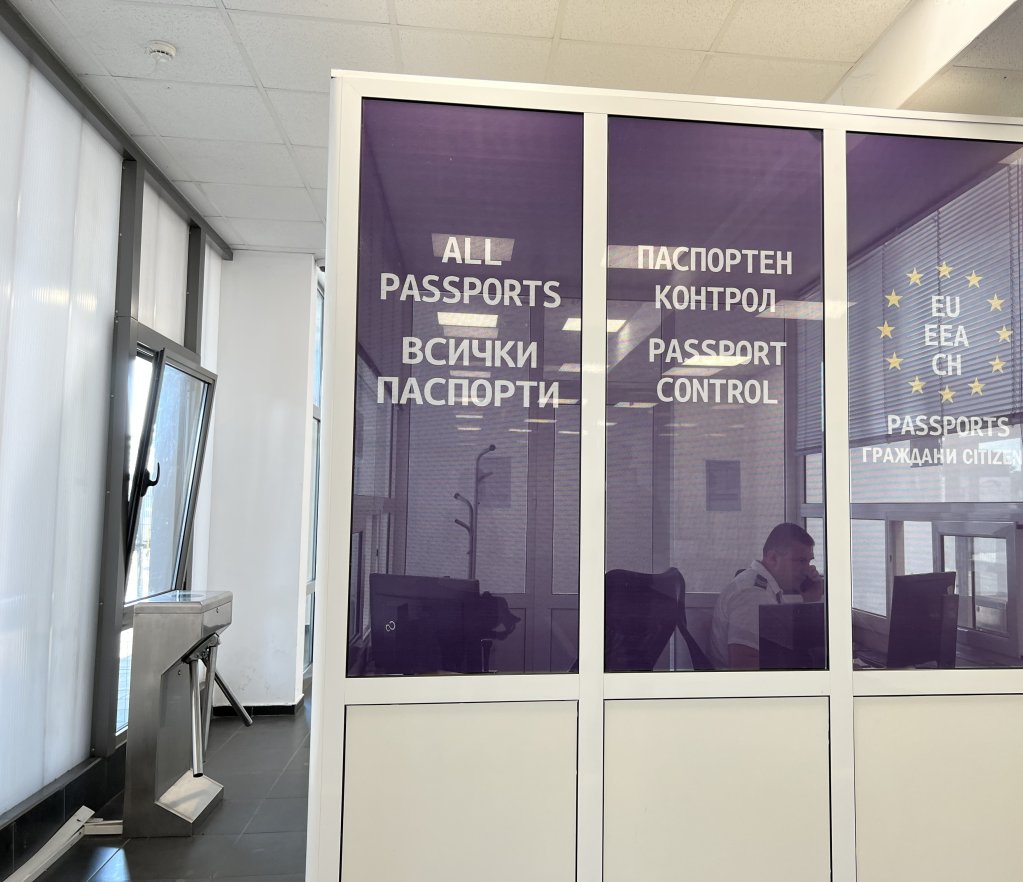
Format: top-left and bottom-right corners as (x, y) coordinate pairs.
(243, 799), (307, 835)
(266, 772), (308, 800)
(210, 831), (306, 878)
(194, 798), (262, 837)
(35, 839), (123, 880)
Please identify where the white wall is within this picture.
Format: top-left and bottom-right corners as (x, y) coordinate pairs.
(207, 250), (316, 707)
(189, 245), (222, 594)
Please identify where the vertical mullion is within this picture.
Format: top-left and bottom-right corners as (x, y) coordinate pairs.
(822, 126), (857, 882)
(577, 111), (608, 882)
(90, 157), (143, 757)
(184, 223), (206, 358)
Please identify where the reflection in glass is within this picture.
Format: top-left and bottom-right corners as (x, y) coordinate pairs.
(126, 364), (208, 602)
(851, 520), (886, 616)
(847, 133), (1023, 668)
(347, 101), (583, 675)
(605, 117), (825, 671)
(115, 627), (133, 732)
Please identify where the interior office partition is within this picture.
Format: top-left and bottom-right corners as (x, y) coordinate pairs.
(310, 71), (1023, 882)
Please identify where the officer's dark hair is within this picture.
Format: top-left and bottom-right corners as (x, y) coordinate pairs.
(762, 522), (814, 558)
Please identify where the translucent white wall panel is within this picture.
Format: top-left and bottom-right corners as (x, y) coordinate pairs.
(342, 702), (577, 882)
(46, 122), (120, 777)
(139, 181), (188, 344)
(856, 695), (1023, 882)
(0, 33), (120, 814)
(605, 698), (831, 882)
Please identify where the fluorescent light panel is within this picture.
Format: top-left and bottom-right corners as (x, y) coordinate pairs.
(562, 317), (626, 332)
(437, 311), (498, 328)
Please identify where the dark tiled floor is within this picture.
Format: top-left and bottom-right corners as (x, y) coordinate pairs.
(40, 696), (310, 881)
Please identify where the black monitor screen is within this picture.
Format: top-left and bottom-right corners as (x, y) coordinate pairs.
(369, 574), (481, 675)
(887, 572), (958, 669)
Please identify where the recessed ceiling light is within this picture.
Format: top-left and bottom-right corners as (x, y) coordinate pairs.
(559, 363), (581, 373)
(437, 311), (497, 328)
(450, 369), (490, 379)
(562, 317), (626, 332)
(684, 354), (749, 368)
(759, 301), (823, 320)
(443, 326), (498, 340)
(613, 401), (656, 409)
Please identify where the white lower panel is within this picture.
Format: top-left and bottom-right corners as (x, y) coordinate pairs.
(855, 694), (1023, 882)
(342, 701), (577, 882)
(604, 697), (831, 882)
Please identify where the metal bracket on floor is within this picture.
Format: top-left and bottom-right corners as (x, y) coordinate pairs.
(3, 807), (103, 882)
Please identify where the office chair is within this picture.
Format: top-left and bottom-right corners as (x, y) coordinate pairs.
(604, 568), (713, 672)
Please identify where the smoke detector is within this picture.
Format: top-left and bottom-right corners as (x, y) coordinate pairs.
(145, 41), (177, 62)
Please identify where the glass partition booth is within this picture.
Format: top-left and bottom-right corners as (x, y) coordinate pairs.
(311, 74), (1023, 882)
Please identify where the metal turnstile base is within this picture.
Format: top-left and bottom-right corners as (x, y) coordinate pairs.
(126, 772), (223, 838)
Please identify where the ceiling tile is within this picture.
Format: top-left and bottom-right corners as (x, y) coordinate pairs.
(117, 79), (281, 142)
(955, 2), (1023, 72)
(134, 135), (191, 180)
(399, 29), (550, 81)
(173, 181), (222, 218)
(80, 74), (152, 136)
(717, 0), (911, 62)
(223, 0), (389, 23)
(904, 66), (1023, 117)
(200, 183), (319, 221)
(51, 0), (254, 85)
(551, 41), (704, 93)
(230, 12), (396, 92)
(395, 0), (560, 37)
(293, 146), (328, 189)
(165, 138), (303, 186)
(210, 216), (243, 246)
(8, 0), (107, 75)
(310, 188), (327, 220)
(560, 0), (734, 51)
(131, 0), (216, 6)
(691, 54), (849, 102)
(266, 90), (329, 147)
(228, 218), (326, 252)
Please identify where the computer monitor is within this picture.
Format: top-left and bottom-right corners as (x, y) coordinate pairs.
(759, 602), (826, 670)
(369, 574), (481, 675)
(886, 571), (958, 669)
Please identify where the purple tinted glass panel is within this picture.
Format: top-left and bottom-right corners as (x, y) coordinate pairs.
(847, 133), (1023, 670)
(349, 100), (582, 676)
(606, 117), (825, 672)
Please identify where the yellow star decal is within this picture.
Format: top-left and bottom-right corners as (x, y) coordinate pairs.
(968, 378), (985, 396)
(997, 325), (1013, 342)
(909, 376), (926, 394)
(886, 352), (903, 370)
(937, 261), (953, 279)
(966, 271), (982, 287)
(939, 386), (955, 403)
(988, 293), (1005, 311)
(885, 289), (902, 307)
(878, 320), (894, 339)
(990, 356), (1006, 373)
(907, 268), (923, 285)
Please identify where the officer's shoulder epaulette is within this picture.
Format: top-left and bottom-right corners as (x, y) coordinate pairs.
(754, 574), (769, 590)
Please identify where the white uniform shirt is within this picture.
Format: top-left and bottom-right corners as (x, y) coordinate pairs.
(709, 560), (784, 669)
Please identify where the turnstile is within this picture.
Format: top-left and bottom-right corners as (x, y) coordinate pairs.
(123, 590), (251, 837)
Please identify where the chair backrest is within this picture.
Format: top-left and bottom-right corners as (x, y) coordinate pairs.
(604, 568), (712, 671)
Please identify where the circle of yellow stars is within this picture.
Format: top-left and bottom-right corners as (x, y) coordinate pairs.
(880, 262), (1013, 403)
